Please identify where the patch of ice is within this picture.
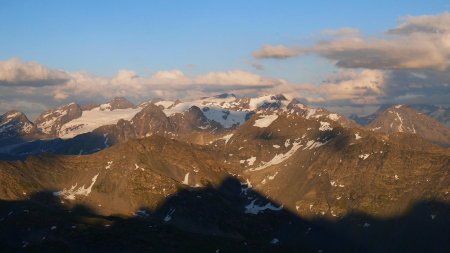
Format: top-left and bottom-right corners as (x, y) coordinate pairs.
(273, 145), (280, 149)
(355, 133), (362, 140)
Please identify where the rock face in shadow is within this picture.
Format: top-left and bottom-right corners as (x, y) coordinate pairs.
(0, 179), (448, 253)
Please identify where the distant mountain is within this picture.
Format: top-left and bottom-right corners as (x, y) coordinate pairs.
(0, 111), (39, 146)
(411, 104), (450, 128)
(5, 94), (450, 161)
(367, 105), (450, 146)
(351, 104), (450, 128)
(35, 102), (82, 136)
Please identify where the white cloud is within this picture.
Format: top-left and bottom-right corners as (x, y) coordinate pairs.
(293, 69), (386, 105)
(254, 13), (450, 71)
(0, 58), (285, 111)
(253, 45), (301, 59)
(0, 58), (69, 86)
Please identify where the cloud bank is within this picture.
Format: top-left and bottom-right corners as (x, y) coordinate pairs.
(0, 58), (285, 118)
(253, 12), (450, 108)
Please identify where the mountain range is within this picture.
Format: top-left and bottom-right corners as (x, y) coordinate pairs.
(0, 94), (449, 252)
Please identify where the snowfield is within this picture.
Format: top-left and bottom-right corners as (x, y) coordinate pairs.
(59, 106), (141, 139)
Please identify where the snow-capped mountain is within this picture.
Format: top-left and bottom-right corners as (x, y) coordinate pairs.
(368, 105), (450, 146)
(3, 94), (449, 160)
(35, 102), (82, 136)
(0, 111), (38, 144)
(58, 101), (141, 139)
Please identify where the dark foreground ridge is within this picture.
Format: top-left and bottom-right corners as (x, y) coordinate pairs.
(0, 177), (449, 253)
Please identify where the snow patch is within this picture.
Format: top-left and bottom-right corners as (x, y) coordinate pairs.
(319, 121), (332, 131)
(303, 140), (327, 150)
(359, 154), (370, 160)
(328, 113), (340, 121)
(218, 133), (233, 144)
(164, 208), (176, 222)
(105, 161), (113, 170)
(182, 172), (190, 185)
(53, 174), (99, 200)
(240, 156), (256, 166)
(250, 141), (302, 171)
(284, 139), (290, 147)
(244, 199), (283, 214)
(270, 238), (279, 244)
(253, 114), (278, 128)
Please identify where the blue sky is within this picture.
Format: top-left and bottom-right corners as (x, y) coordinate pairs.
(0, 1), (449, 118)
(1, 0), (448, 83)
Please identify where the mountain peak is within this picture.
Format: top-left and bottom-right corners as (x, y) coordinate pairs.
(35, 102), (82, 136)
(214, 93), (236, 99)
(369, 105), (450, 146)
(0, 110), (36, 139)
(100, 97), (135, 111)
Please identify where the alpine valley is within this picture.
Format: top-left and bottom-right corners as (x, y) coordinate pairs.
(0, 94), (449, 252)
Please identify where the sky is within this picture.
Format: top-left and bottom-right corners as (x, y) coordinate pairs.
(0, 0), (449, 119)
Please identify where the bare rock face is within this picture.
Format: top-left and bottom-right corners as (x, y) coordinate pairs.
(368, 105), (450, 146)
(171, 106), (219, 133)
(131, 104), (174, 137)
(0, 111), (37, 142)
(35, 103), (82, 136)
